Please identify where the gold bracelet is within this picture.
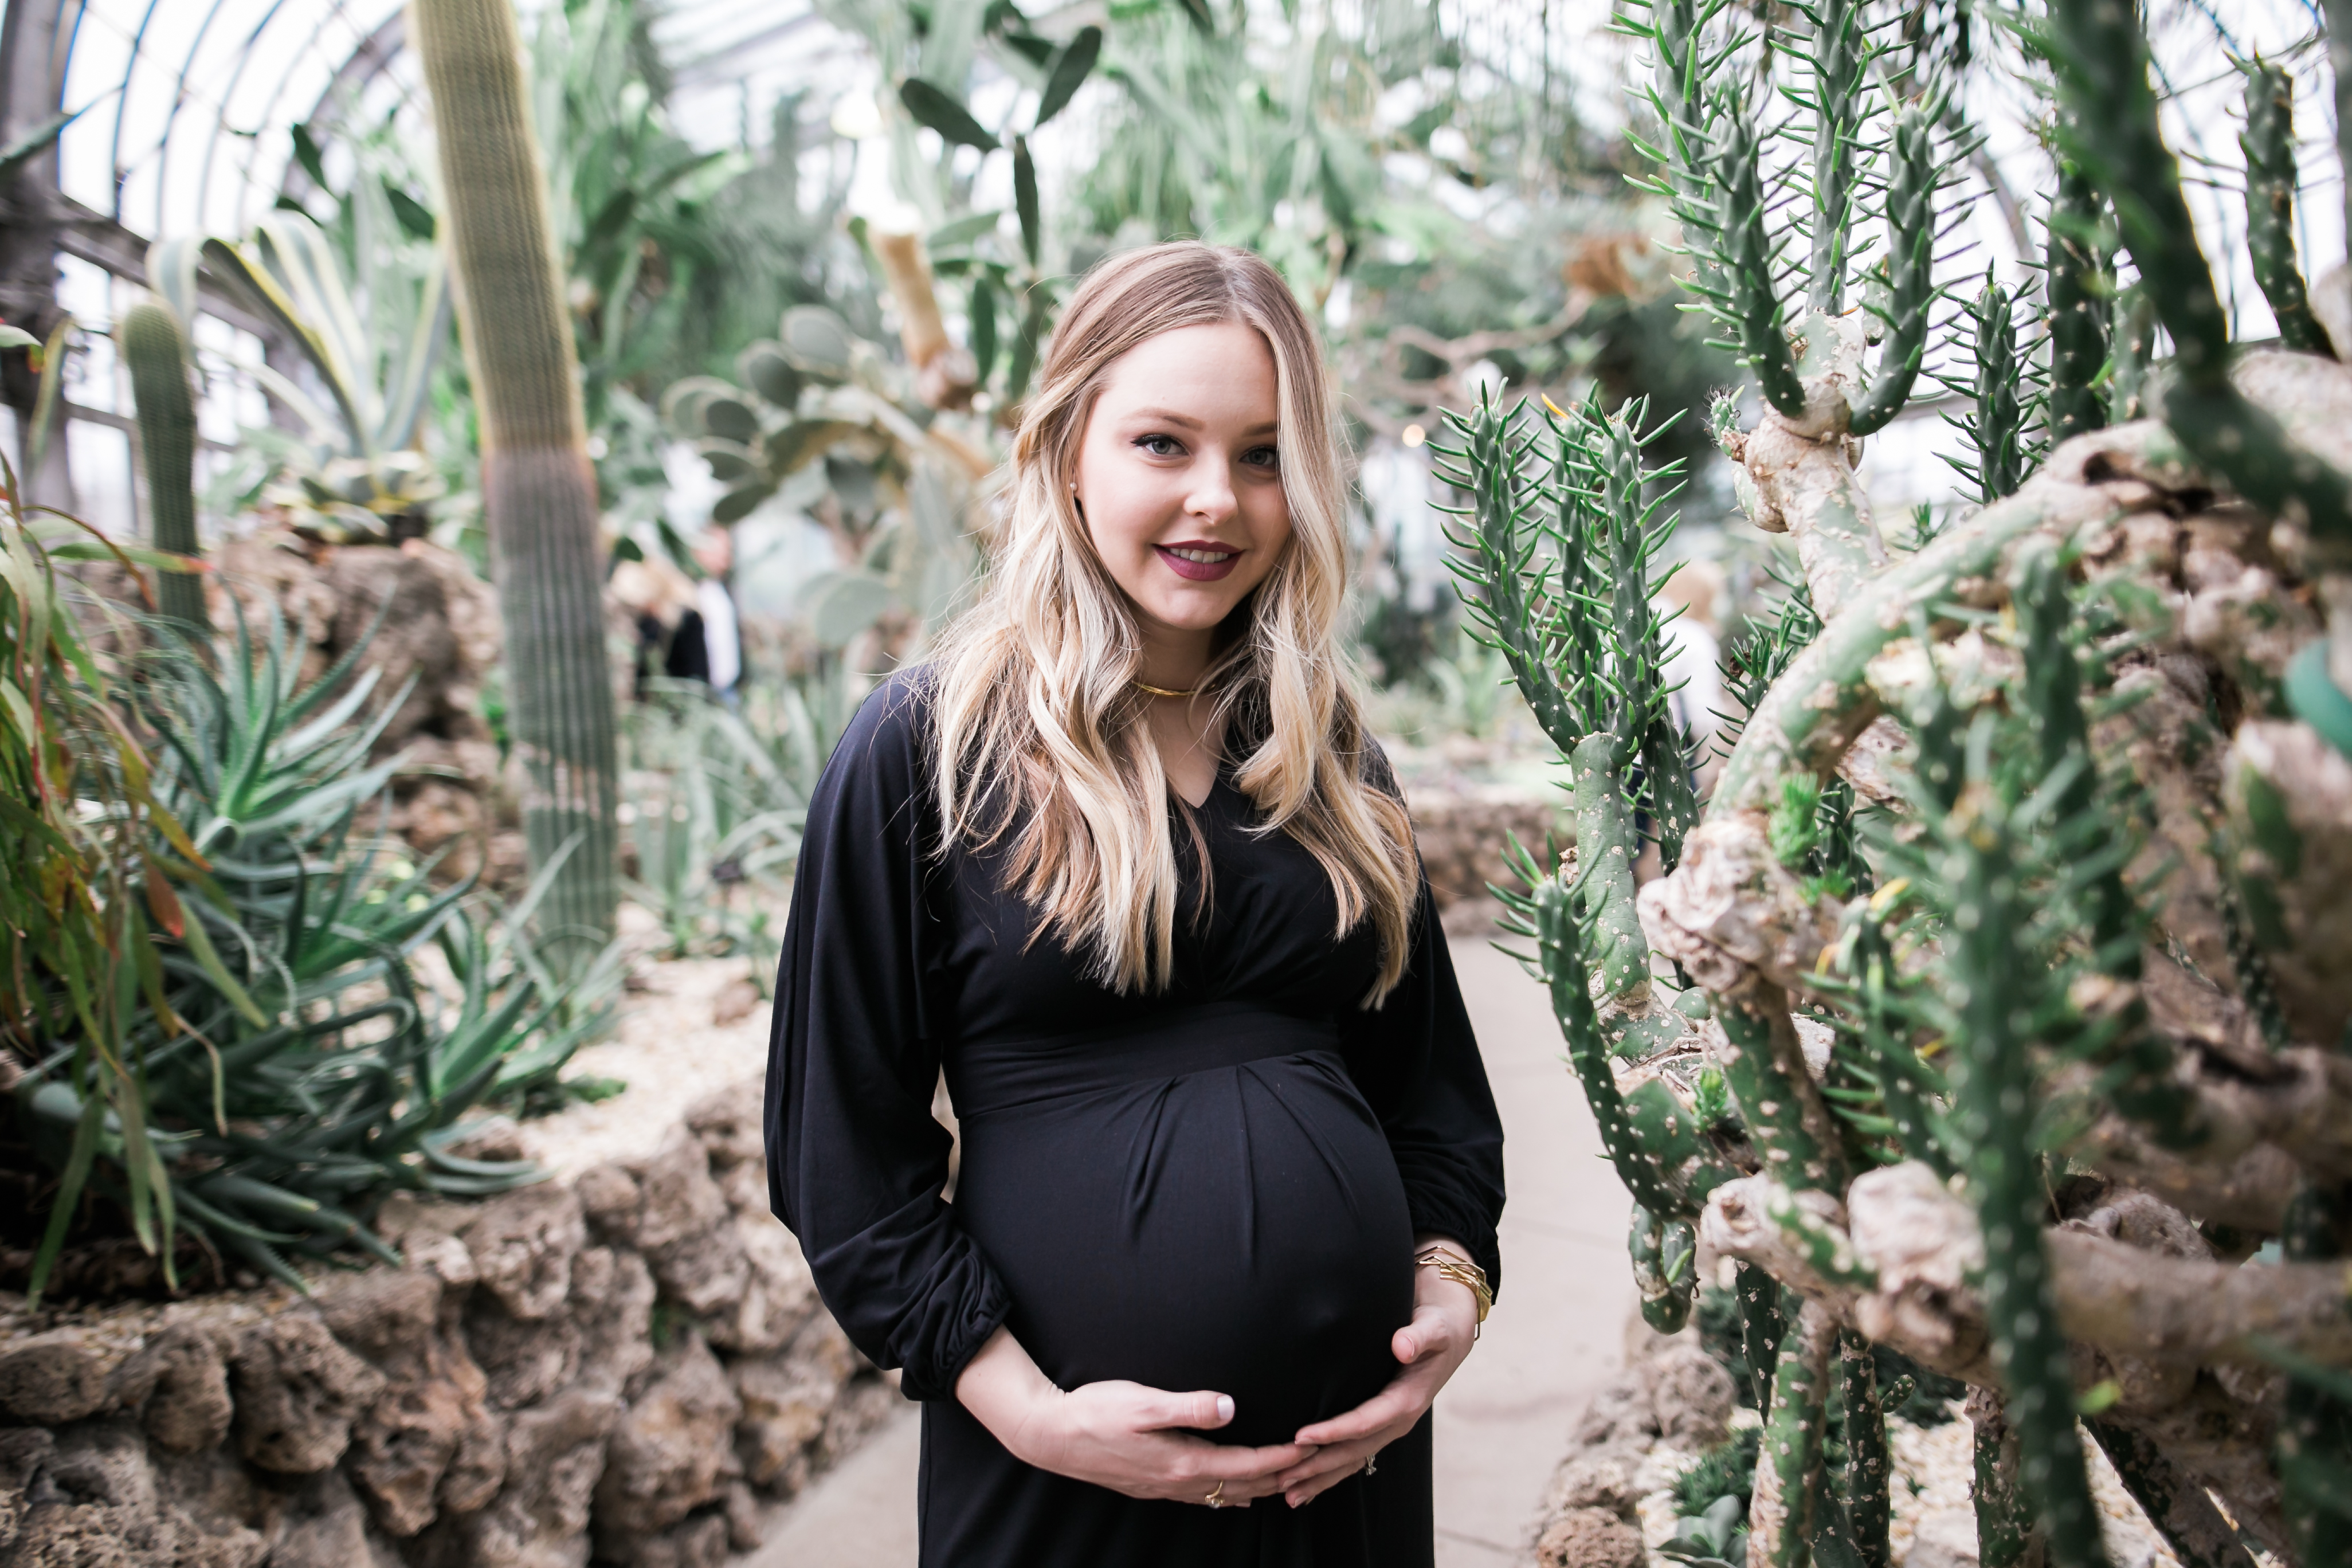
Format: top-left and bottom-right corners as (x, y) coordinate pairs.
(1414, 1247), (1492, 1337)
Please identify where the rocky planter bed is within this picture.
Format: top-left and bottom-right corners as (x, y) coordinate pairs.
(0, 1065), (895, 1568)
(1522, 1315), (2192, 1568)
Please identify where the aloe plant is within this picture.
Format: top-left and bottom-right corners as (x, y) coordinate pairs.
(1461, 4), (2352, 1566)
(1, 490), (598, 1302)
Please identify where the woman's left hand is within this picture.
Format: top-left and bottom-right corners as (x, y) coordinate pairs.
(1274, 1238), (1480, 1508)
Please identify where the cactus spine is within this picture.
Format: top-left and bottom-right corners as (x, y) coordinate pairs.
(119, 297), (209, 633)
(410, 0), (618, 961)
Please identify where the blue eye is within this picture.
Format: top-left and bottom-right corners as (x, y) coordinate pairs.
(1136, 434), (1183, 457)
(1243, 446), (1279, 470)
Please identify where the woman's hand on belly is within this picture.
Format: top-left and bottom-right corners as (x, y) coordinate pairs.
(955, 1325), (1320, 1505)
(1272, 1237), (1482, 1508)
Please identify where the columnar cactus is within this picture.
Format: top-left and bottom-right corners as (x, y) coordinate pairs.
(410, 0), (618, 963)
(118, 296), (209, 633)
(1465, 3), (2352, 1565)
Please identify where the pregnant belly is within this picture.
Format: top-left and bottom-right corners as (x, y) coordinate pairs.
(951, 1030), (1415, 1449)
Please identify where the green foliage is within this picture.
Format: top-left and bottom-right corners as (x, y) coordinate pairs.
(2237, 58), (2330, 358)
(6, 582), (605, 1304)
(117, 297), (209, 632)
(0, 480), (209, 1304)
(664, 306), (981, 650)
(621, 666), (854, 971)
(2045, 0), (2352, 555)
(1631, 1199), (1699, 1333)
(1941, 277), (2039, 506)
(152, 210), (450, 547)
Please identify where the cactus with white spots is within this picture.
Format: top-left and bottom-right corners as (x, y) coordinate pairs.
(1460, 1), (2352, 1565)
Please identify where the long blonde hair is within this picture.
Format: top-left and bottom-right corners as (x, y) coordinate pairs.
(929, 242), (1418, 1002)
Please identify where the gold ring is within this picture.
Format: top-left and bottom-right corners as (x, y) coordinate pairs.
(1205, 1479), (1226, 1508)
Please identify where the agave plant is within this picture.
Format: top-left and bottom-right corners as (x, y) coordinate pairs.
(1453, 3), (2352, 1565)
(9, 590), (609, 1303)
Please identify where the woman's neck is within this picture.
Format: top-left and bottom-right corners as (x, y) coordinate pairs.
(1137, 624), (1215, 692)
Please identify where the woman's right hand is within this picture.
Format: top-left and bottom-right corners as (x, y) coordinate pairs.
(955, 1326), (1315, 1505)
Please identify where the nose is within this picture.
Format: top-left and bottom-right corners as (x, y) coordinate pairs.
(1184, 452), (1239, 526)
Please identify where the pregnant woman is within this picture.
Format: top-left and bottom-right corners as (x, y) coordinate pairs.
(765, 241), (1506, 1566)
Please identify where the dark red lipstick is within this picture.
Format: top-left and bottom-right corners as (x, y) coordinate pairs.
(1153, 540), (1242, 582)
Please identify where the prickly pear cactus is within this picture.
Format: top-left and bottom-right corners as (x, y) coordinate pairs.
(1455, 4), (2352, 1566)
(661, 305), (982, 653)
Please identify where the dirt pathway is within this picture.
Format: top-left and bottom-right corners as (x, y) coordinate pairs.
(739, 936), (1634, 1566)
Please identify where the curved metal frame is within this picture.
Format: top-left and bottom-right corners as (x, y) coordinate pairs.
(1, 0), (840, 522)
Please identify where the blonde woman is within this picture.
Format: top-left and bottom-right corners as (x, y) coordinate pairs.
(765, 242), (1504, 1566)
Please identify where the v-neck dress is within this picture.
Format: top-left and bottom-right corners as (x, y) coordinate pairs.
(763, 670), (1506, 1568)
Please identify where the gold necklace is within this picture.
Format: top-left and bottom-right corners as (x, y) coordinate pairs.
(1131, 678), (1200, 700)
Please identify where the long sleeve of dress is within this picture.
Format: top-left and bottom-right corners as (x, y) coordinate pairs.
(1336, 872), (1508, 1300)
(765, 677), (1012, 1400)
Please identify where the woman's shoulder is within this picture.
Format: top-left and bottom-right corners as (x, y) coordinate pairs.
(817, 665), (940, 800)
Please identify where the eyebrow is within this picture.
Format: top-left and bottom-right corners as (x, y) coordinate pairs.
(1122, 407), (1280, 437)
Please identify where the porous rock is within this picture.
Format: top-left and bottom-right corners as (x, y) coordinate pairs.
(0, 1425), (56, 1543)
(1532, 1506), (1644, 1568)
(1569, 1364), (1660, 1451)
(620, 1511), (732, 1568)
(1540, 1448), (1645, 1516)
(266, 1464), (403, 1568)
(449, 1386), (620, 1568)
(0, 1334), (105, 1425)
(229, 1311), (387, 1475)
(465, 1288), (582, 1412)
(723, 1479), (765, 1553)
(318, 1269), (496, 1536)
(106, 1322), (233, 1453)
(630, 1131), (752, 1323)
(729, 1313), (865, 1494)
(683, 1080), (766, 1170)
(458, 1183), (586, 1323)
(5, 1415), (269, 1568)
(592, 1332), (743, 1546)
(1647, 1342), (1738, 1450)
(570, 1244), (657, 1400)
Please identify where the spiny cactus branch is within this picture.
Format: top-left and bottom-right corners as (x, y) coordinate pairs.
(1747, 1296), (1837, 1568)
(2044, 142), (2111, 445)
(1800, 0), (1867, 319)
(2048, 0), (2352, 553)
(1710, 95), (1808, 420)
(1847, 102), (1941, 438)
(1943, 781), (2104, 1568)
(2240, 58), (2332, 358)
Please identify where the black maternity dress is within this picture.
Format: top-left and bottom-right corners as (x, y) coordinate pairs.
(763, 671), (1506, 1568)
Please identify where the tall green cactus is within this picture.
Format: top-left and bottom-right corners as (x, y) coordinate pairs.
(118, 297), (209, 634)
(2043, 135), (2110, 444)
(411, 0), (618, 963)
(2240, 58), (2331, 358)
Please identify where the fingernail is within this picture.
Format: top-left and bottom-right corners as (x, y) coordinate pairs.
(1216, 1395), (1234, 1424)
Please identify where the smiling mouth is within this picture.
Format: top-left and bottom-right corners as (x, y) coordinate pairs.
(1154, 542), (1241, 582)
